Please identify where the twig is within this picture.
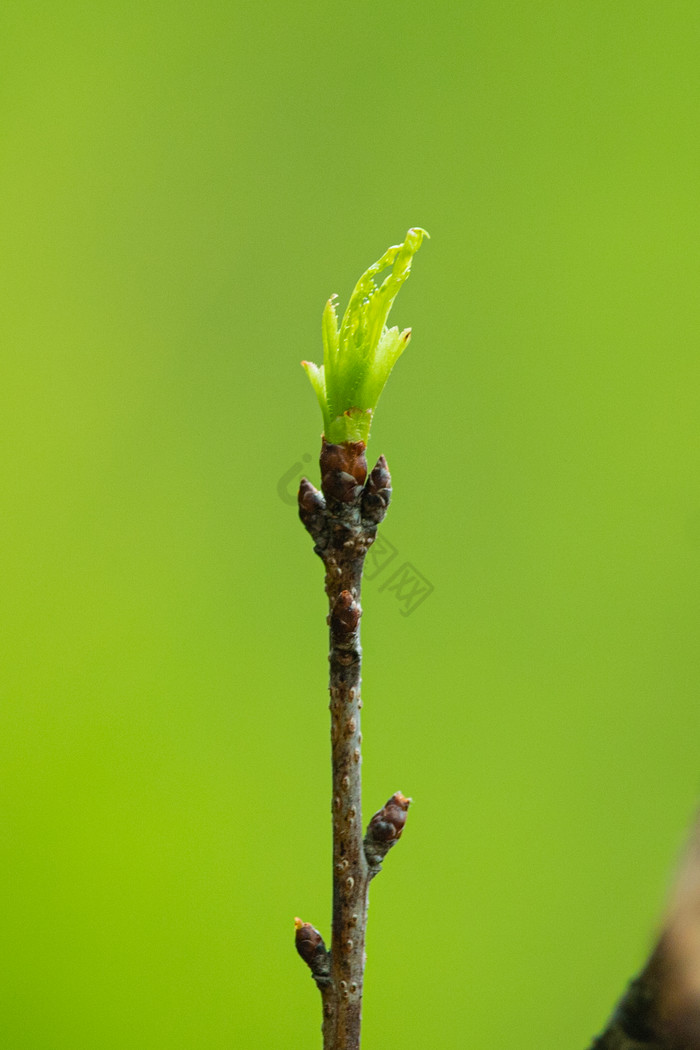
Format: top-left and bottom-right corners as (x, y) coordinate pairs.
(295, 439), (411, 1050)
(589, 814), (700, 1050)
(294, 227), (425, 1048)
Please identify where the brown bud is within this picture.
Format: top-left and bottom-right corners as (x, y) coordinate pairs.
(330, 590), (361, 639)
(320, 439), (367, 505)
(294, 918), (326, 964)
(322, 470), (363, 504)
(368, 792), (410, 840)
(361, 455), (392, 524)
(364, 792), (412, 873)
(298, 478), (325, 524)
(320, 439), (368, 483)
(294, 918), (331, 984)
(298, 479), (328, 553)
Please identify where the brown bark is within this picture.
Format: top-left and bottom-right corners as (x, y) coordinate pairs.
(295, 439), (410, 1050)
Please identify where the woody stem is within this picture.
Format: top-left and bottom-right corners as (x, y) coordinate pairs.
(296, 439), (407, 1050)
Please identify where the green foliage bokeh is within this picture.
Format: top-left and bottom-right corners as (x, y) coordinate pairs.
(2, 2), (699, 1047)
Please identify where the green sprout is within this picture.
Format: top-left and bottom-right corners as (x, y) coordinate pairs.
(302, 227), (428, 444)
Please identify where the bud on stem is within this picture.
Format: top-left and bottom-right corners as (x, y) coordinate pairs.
(294, 918), (331, 987)
(364, 792), (412, 875)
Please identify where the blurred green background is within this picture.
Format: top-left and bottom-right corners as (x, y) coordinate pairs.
(2, 1), (699, 1046)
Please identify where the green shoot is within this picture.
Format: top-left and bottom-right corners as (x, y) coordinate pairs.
(302, 227), (428, 444)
